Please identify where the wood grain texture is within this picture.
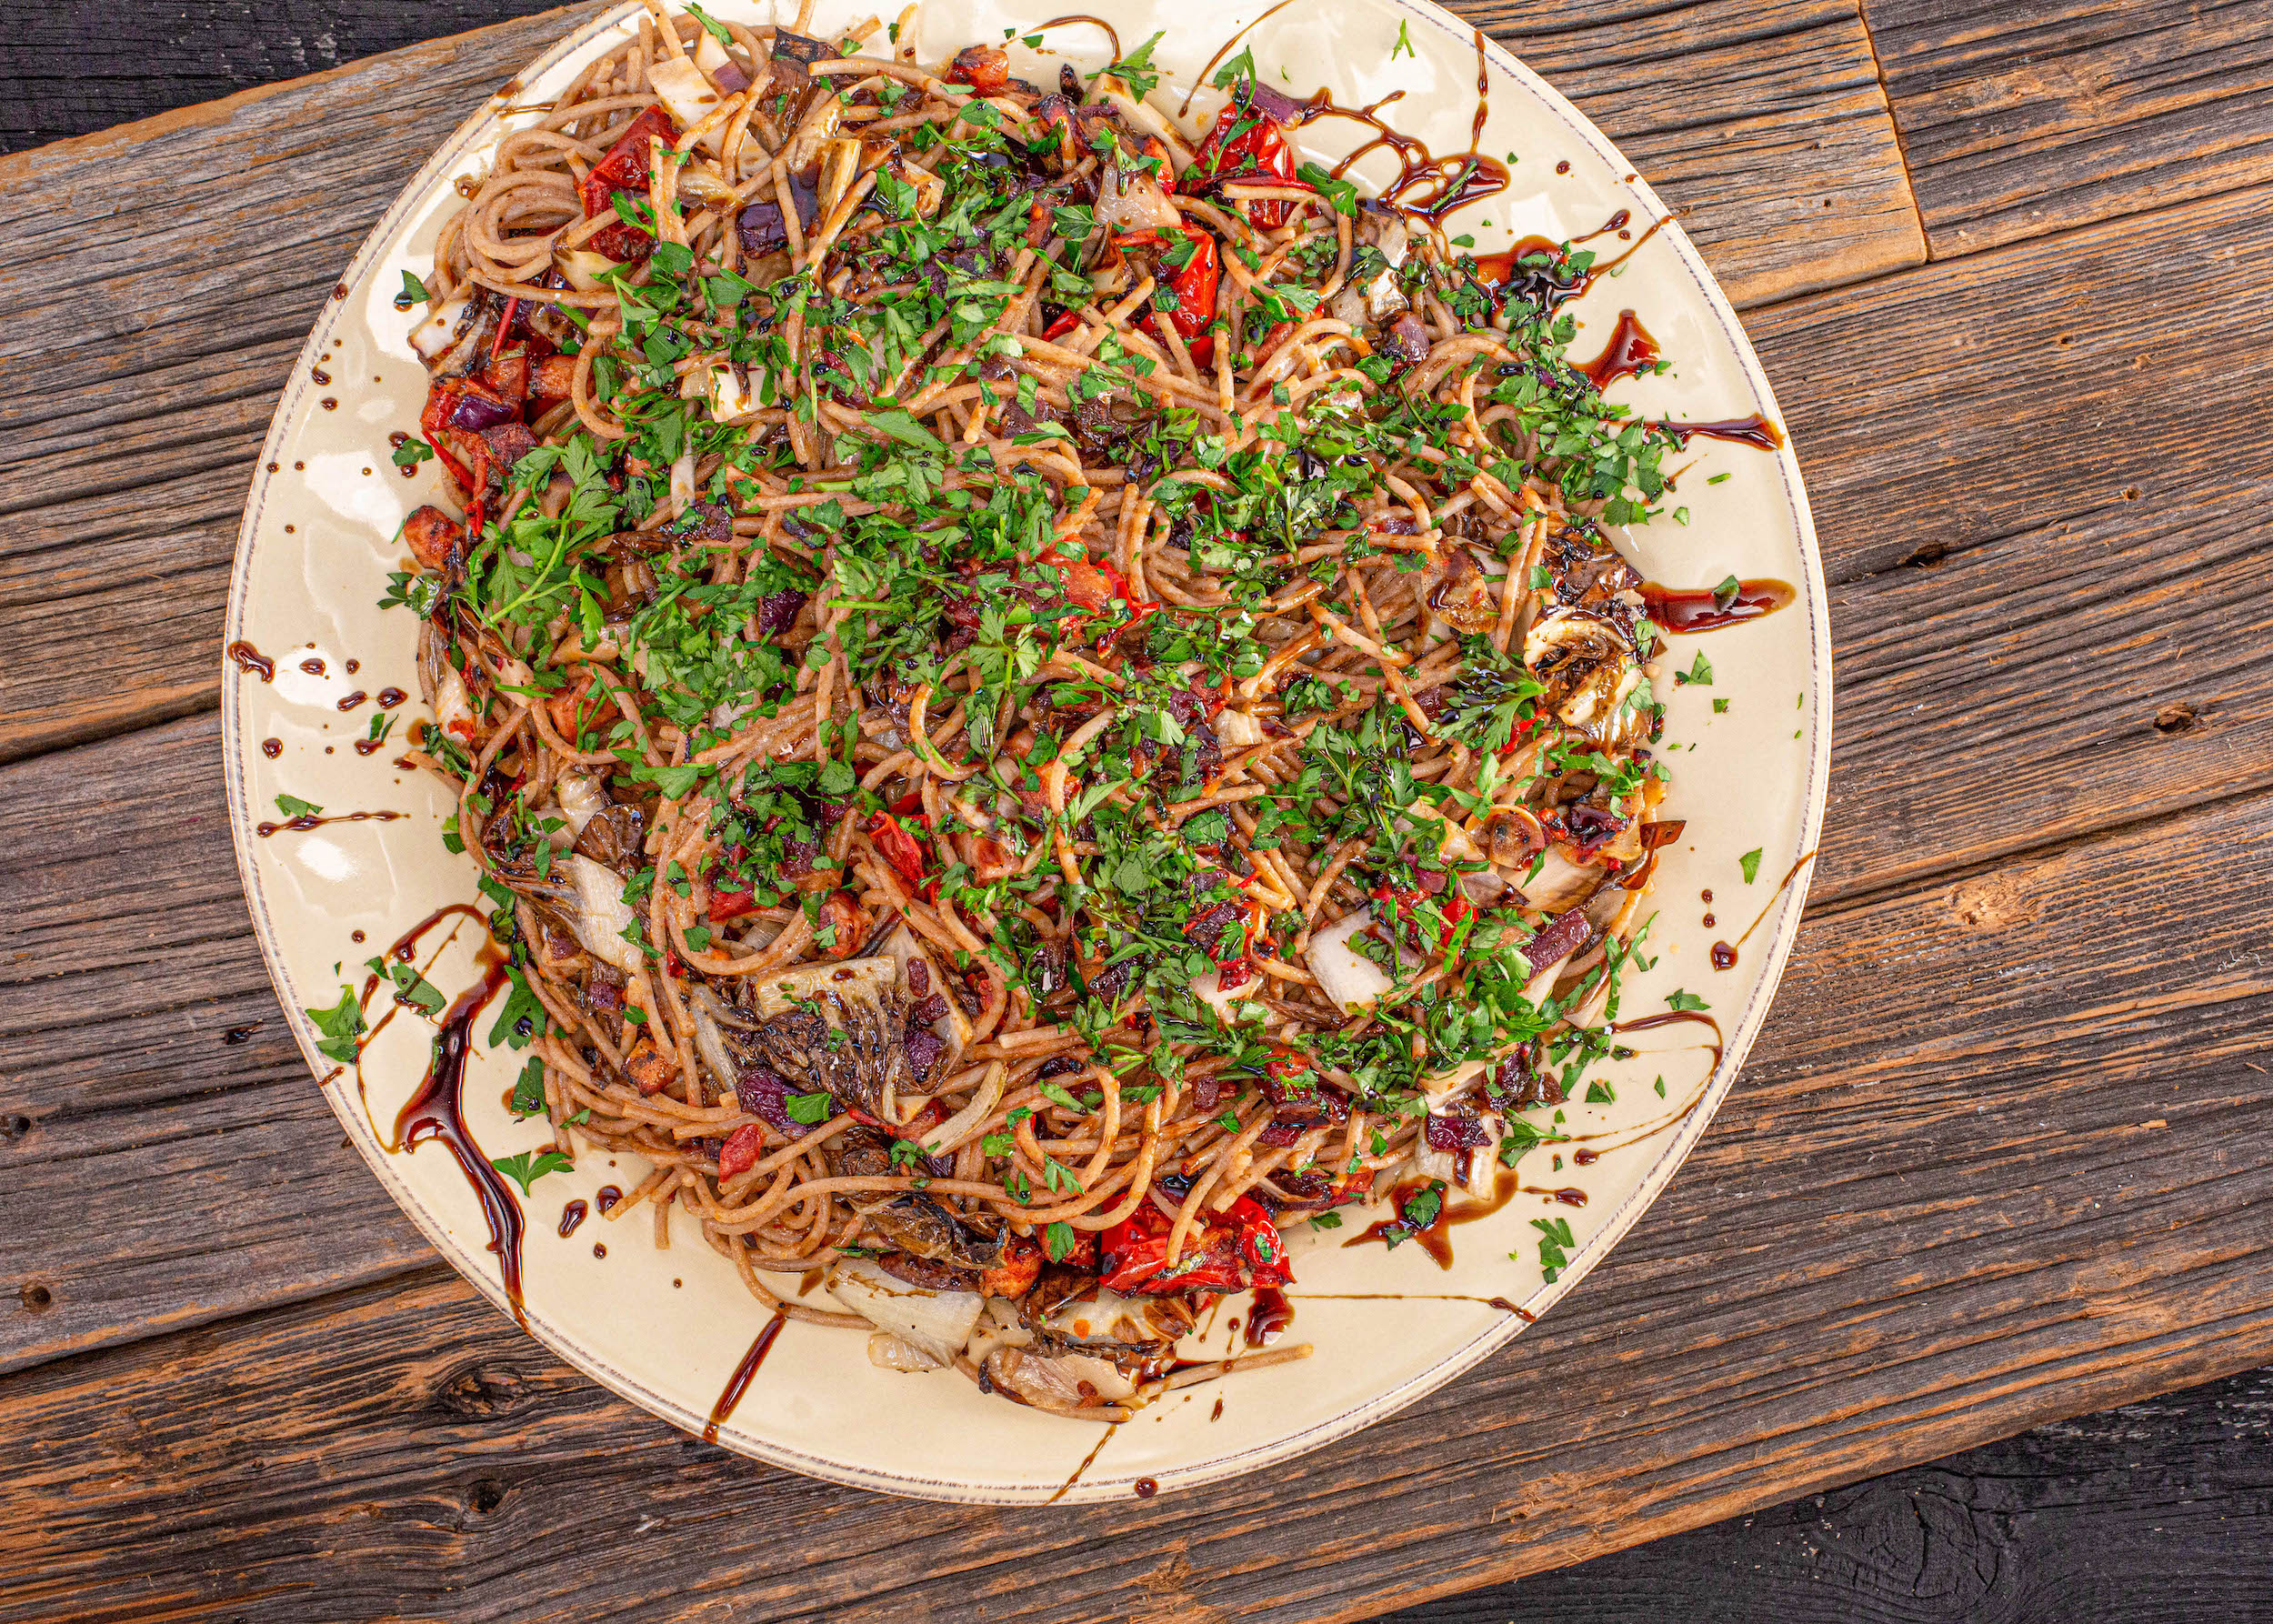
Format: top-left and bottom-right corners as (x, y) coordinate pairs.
(0, 0), (1918, 764)
(1470, 0), (1927, 306)
(0, 3), (599, 767)
(0, 716), (430, 1373)
(4, 787), (2269, 1622)
(1380, 1364), (2273, 1624)
(1762, 183), (2273, 903)
(1860, 0), (2273, 257)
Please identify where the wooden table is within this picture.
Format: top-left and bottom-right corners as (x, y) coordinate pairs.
(5, 2), (2270, 1619)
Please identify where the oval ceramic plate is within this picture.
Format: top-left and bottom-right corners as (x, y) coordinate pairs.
(224, 0), (1829, 1502)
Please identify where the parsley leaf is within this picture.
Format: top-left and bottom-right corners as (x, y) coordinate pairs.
(1738, 847), (1765, 884)
(1038, 1080), (1088, 1114)
(1101, 31), (1166, 97)
(491, 1148), (575, 1196)
(786, 1089), (834, 1124)
(487, 967), (548, 1049)
(1297, 162), (1360, 218)
(684, 1), (734, 45)
(509, 1057), (547, 1118)
(305, 986), (365, 1063)
(1213, 46), (1260, 90)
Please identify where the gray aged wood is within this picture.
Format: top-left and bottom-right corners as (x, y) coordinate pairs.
(1860, 0), (2273, 256)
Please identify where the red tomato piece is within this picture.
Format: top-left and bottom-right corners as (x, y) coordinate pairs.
(1188, 100), (1309, 228)
(577, 105), (680, 261)
(716, 1124), (766, 1180)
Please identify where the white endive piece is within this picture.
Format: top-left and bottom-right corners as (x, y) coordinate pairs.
(563, 854), (644, 974)
(646, 55), (727, 150)
(1305, 910), (1393, 1012)
(826, 1258), (984, 1364)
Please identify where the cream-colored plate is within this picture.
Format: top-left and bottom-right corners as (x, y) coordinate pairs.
(224, 0), (1829, 1502)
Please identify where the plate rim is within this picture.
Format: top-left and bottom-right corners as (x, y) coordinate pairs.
(220, 0), (1834, 1504)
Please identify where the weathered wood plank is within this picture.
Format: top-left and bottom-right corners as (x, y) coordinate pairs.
(1475, 0), (1925, 304)
(0, 714), (428, 1371)
(1749, 181), (2273, 584)
(1860, 0), (2273, 257)
(1813, 468), (2273, 904)
(0, 5), (584, 765)
(0, 0), (1918, 762)
(1382, 1364), (2273, 1624)
(4, 790), (2268, 1623)
(0, 1106), (430, 1377)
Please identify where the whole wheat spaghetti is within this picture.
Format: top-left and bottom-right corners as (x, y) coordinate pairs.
(383, 4), (1684, 1416)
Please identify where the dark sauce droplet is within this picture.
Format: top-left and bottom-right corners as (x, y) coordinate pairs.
(260, 737), (283, 757)
(559, 1199), (588, 1238)
(1711, 940), (1738, 970)
(596, 1184), (624, 1214)
(255, 809), (406, 838)
(1655, 413), (1786, 452)
(1471, 213), (1667, 314)
(300, 657), (325, 677)
(1555, 159), (1571, 174)
(1309, 88), (1510, 226)
(377, 687), (408, 709)
(1573, 1148), (1599, 1166)
(1134, 1478), (1159, 1499)
(593, 1242), (607, 1258)
(1639, 578), (1796, 634)
(1348, 1169), (1524, 1270)
(1611, 1010), (1727, 1077)
(393, 965), (526, 1328)
(1244, 1286), (1294, 1348)
(337, 690), (367, 712)
(704, 1313), (789, 1444)
(226, 641), (275, 682)
(1581, 309), (1661, 390)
